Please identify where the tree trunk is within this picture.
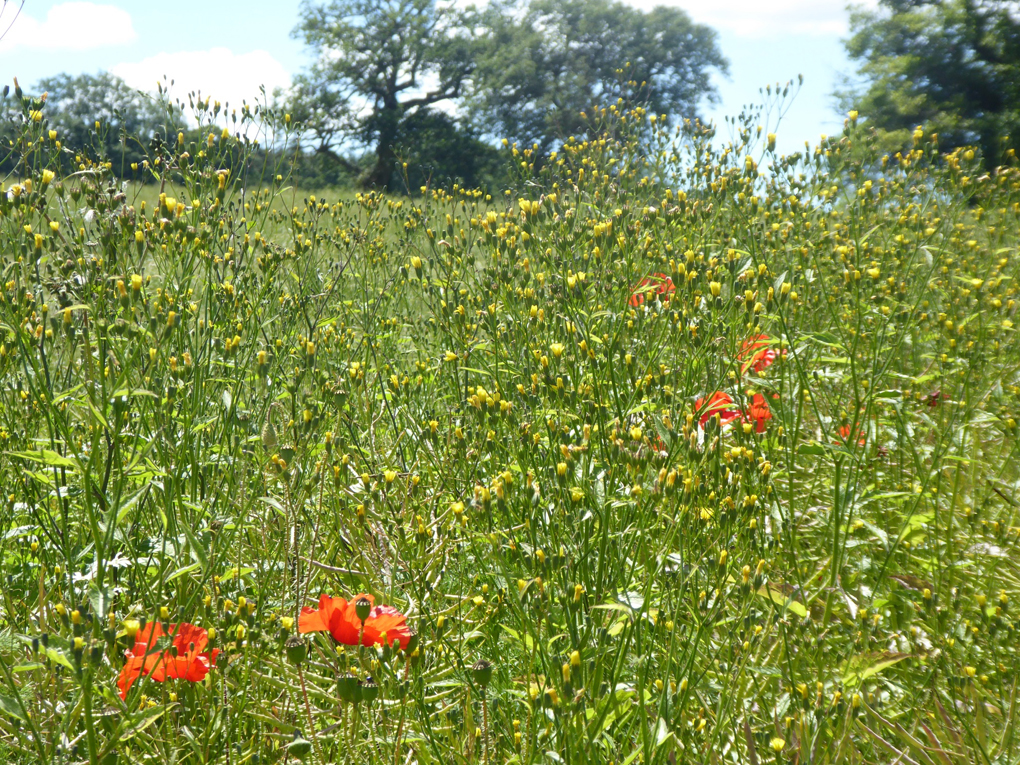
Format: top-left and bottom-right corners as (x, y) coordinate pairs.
(365, 104), (400, 191)
(366, 141), (397, 190)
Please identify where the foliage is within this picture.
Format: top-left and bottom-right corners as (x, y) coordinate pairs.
(0, 73), (163, 176)
(469, 0), (728, 154)
(289, 0), (479, 190)
(840, 0), (1020, 163)
(0, 80), (1020, 765)
(285, 0), (726, 189)
(393, 108), (505, 192)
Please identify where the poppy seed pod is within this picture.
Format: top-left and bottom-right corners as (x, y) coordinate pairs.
(359, 677), (379, 702)
(355, 596), (372, 623)
(337, 673), (359, 703)
(284, 635), (308, 666)
(286, 732), (312, 760)
(471, 659), (494, 687)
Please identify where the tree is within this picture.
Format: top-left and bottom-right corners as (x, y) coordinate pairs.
(393, 108), (505, 191)
(290, 0), (479, 190)
(840, 0), (1020, 163)
(0, 72), (163, 177)
(35, 72), (163, 170)
(468, 0), (728, 153)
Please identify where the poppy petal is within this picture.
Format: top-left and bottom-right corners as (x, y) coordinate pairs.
(299, 594), (346, 634)
(362, 605), (412, 649)
(117, 655), (147, 699)
(695, 391), (737, 427)
(171, 622), (209, 655)
(128, 622), (164, 658)
(739, 335), (779, 373)
(743, 393), (772, 432)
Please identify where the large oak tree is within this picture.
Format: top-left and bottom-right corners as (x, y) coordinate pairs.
(290, 0), (727, 189)
(290, 0), (478, 190)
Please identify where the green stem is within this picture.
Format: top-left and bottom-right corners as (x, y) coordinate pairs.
(297, 664), (325, 765)
(83, 669), (99, 765)
(823, 456), (845, 627)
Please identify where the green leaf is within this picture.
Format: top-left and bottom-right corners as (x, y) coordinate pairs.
(842, 651), (910, 687)
(111, 486), (147, 528)
(166, 563), (201, 582)
(258, 496), (288, 518)
(0, 630), (19, 656)
(896, 512), (934, 544)
(655, 717), (673, 748)
(607, 619), (627, 637)
(220, 566), (255, 582)
(586, 687), (635, 733)
(615, 591), (644, 612)
(756, 584), (808, 617)
(44, 648), (74, 671)
(180, 519), (210, 570)
(117, 704), (172, 740)
(88, 584), (112, 621)
(797, 443), (828, 456)
(500, 624), (535, 652)
(592, 601), (634, 617)
(112, 388), (159, 400)
(12, 663), (45, 673)
(6, 449), (77, 469)
(875, 389), (902, 400)
(0, 692), (26, 720)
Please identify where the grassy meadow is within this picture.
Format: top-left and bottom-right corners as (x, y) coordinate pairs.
(0, 95), (1019, 765)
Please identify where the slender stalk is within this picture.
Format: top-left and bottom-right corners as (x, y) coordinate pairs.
(480, 693), (490, 765)
(297, 664), (325, 765)
(82, 669), (99, 765)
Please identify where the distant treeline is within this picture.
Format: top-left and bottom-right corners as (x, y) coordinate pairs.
(2, 0), (730, 192)
(0, 72), (508, 192)
(5, 0), (1016, 192)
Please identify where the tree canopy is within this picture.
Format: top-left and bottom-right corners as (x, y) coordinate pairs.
(1, 72), (163, 176)
(287, 0), (727, 189)
(290, 0), (479, 190)
(468, 0), (727, 153)
(841, 0), (1020, 163)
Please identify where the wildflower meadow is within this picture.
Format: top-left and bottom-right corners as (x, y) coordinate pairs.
(0, 82), (1019, 765)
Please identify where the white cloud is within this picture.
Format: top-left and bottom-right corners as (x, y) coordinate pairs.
(0, 2), (136, 53)
(110, 47), (291, 112)
(626, 0), (880, 38)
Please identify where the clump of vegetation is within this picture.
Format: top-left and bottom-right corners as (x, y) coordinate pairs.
(0, 77), (1018, 765)
(840, 0), (1020, 163)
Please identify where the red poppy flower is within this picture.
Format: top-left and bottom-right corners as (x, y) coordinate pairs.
(738, 335), (781, 373)
(695, 391), (739, 427)
(836, 424), (866, 446)
(299, 593), (412, 649)
(743, 393), (772, 433)
(629, 274), (675, 307)
(118, 622), (219, 699)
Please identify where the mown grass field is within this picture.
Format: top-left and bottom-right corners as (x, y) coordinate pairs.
(0, 97), (1019, 765)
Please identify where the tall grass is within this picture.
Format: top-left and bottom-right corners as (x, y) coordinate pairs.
(0, 86), (1017, 765)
